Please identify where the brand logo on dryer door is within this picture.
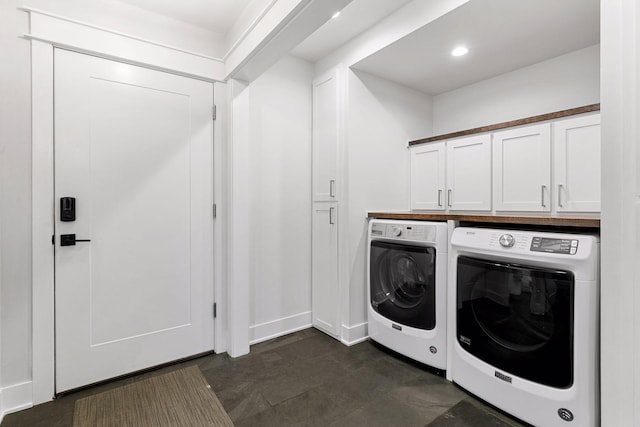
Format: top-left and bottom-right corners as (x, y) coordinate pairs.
(494, 370), (512, 383)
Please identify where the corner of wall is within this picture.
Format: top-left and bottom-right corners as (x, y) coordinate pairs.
(340, 322), (368, 346)
(250, 312), (312, 345)
(226, 79), (251, 358)
(0, 381), (33, 420)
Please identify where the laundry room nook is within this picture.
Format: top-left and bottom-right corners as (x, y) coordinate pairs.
(0, 0), (638, 426)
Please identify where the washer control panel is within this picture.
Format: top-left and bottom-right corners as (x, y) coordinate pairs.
(530, 237), (579, 255)
(489, 233), (528, 250)
(370, 222), (437, 242)
(498, 234), (515, 248)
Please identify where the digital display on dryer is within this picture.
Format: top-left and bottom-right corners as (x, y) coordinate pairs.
(530, 237), (578, 255)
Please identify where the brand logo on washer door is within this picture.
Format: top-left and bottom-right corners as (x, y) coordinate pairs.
(557, 408), (574, 422)
(459, 335), (471, 346)
(494, 371), (512, 383)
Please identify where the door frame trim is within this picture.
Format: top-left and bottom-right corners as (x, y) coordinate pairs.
(29, 10), (225, 405)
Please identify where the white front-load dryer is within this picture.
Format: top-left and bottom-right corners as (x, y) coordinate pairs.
(367, 219), (448, 370)
(449, 227), (599, 426)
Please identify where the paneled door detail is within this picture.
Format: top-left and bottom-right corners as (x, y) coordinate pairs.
(446, 135), (492, 211)
(54, 49), (214, 392)
(553, 114), (601, 212)
(312, 203), (339, 337)
(312, 69), (340, 202)
(410, 142), (446, 210)
(493, 124), (551, 212)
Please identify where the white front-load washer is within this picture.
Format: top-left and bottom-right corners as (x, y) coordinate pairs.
(449, 227), (599, 426)
(367, 219), (448, 370)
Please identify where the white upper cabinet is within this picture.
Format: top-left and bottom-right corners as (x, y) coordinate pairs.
(410, 141), (446, 210)
(553, 114), (601, 212)
(446, 134), (492, 211)
(408, 113), (600, 214)
(493, 124), (552, 212)
(312, 69), (340, 202)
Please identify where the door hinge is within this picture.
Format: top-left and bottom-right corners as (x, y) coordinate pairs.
(213, 204), (217, 219)
(212, 105), (217, 121)
(213, 302), (217, 318)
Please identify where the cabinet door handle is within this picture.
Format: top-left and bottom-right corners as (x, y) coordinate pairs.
(447, 189), (452, 207)
(558, 184), (564, 208)
(329, 207), (335, 225)
(329, 180), (336, 198)
(438, 189), (443, 207)
(541, 185), (547, 207)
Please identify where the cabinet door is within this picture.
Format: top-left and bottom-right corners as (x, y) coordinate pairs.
(410, 142), (446, 210)
(493, 124), (551, 212)
(313, 69), (340, 202)
(312, 203), (339, 337)
(446, 135), (492, 211)
(553, 114), (601, 212)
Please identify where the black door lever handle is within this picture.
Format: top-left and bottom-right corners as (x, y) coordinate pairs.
(60, 234), (91, 246)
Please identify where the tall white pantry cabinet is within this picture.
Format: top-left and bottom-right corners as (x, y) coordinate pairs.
(311, 68), (342, 337)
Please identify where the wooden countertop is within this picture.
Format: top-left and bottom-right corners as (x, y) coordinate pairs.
(367, 211), (600, 228)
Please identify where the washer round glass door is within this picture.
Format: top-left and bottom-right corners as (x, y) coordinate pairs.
(369, 241), (436, 330)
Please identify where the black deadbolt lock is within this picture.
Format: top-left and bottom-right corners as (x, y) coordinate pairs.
(60, 197), (76, 222)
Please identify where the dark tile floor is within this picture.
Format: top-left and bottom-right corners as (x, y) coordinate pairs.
(2, 328), (525, 426)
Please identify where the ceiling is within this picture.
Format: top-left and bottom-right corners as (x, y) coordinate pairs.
(114, 0), (252, 34)
(352, 0), (600, 95)
(290, 0), (413, 63)
(111, 0), (415, 64)
(110, 0), (599, 92)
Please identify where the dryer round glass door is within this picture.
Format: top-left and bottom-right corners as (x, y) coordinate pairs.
(369, 241), (436, 330)
(456, 256), (574, 388)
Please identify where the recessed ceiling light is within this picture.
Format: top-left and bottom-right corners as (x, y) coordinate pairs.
(451, 46), (469, 57)
(332, 11), (341, 19)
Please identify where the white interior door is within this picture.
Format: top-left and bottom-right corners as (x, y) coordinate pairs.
(54, 49), (214, 392)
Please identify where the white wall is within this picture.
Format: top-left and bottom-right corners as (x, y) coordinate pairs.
(247, 55), (314, 343)
(0, 0), (224, 411)
(600, 0), (640, 425)
(0, 197), (2, 422)
(344, 69), (433, 330)
(0, 2), (35, 392)
(432, 44), (600, 135)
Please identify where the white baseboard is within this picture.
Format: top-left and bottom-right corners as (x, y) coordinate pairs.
(1, 381), (33, 420)
(341, 322), (368, 346)
(249, 311), (312, 345)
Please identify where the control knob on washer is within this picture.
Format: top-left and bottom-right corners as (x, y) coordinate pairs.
(499, 234), (515, 248)
(392, 227), (403, 237)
